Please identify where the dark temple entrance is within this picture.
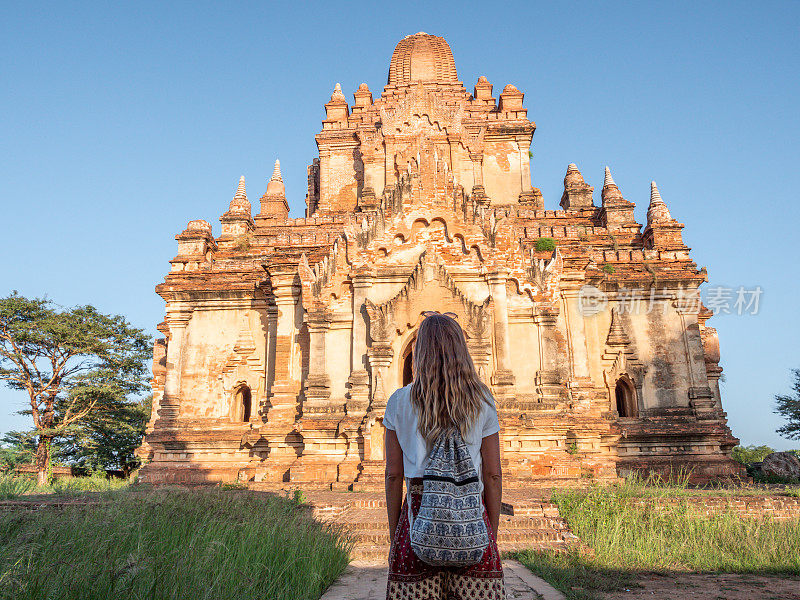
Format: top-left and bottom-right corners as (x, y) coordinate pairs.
(403, 350), (413, 386)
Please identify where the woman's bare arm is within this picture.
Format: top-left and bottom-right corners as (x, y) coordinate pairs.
(384, 428), (404, 545)
(480, 432), (502, 537)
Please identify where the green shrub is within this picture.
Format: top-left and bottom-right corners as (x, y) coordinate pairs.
(602, 264), (614, 274)
(534, 237), (556, 252)
(732, 444), (775, 466)
(751, 471), (800, 485)
(0, 487), (350, 600)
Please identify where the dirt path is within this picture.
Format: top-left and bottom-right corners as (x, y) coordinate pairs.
(599, 572), (800, 600)
(319, 559), (566, 600)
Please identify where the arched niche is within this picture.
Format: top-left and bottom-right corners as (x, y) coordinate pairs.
(231, 384), (252, 423)
(614, 375), (638, 418)
(401, 332), (417, 386)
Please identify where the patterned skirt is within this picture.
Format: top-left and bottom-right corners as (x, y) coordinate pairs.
(386, 480), (506, 600)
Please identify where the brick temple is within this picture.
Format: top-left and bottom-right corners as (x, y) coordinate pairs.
(137, 33), (743, 487)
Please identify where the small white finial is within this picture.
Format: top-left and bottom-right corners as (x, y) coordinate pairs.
(235, 175), (246, 198)
(650, 181), (663, 204)
(331, 82), (345, 101)
(604, 166), (616, 188)
(271, 160), (282, 182)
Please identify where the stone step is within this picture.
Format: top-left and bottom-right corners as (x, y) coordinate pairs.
(351, 527), (566, 545)
(298, 487), (576, 564)
(343, 515), (564, 532)
(350, 539), (568, 562)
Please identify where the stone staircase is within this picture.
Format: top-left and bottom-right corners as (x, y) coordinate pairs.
(302, 489), (575, 561)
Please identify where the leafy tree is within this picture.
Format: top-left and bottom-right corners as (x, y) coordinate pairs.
(775, 368), (800, 440)
(0, 431), (36, 472)
(731, 444), (774, 466)
(0, 292), (151, 484)
(57, 395), (152, 476)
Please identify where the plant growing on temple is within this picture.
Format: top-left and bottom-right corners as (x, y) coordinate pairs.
(534, 237), (556, 252)
(0, 292), (151, 484)
(234, 234), (253, 252)
(775, 368), (800, 440)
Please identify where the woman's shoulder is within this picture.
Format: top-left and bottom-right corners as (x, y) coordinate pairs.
(384, 384), (413, 431)
(387, 383), (412, 401)
(385, 384), (413, 413)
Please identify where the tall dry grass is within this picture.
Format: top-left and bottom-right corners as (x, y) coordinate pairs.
(551, 481), (800, 573)
(0, 486), (351, 600)
(515, 476), (800, 599)
(0, 472), (129, 499)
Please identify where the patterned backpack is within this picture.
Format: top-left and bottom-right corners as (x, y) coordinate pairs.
(408, 428), (490, 567)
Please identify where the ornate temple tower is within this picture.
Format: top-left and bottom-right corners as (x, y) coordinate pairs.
(138, 33), (743, 486)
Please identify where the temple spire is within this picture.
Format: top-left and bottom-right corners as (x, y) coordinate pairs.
(647, 181), (672, 224)
(266, 159), (285, 196)
(271, 159), (282, 183)
(220, 174), (254, 234)
(227, 175), (250, 213)
(331, 82), (346, 102)
(261, 158), (288, 220)
(603, 166), (615, 188)
(650, 181), (663, 203)
(601, 166), (624, 204)
(566, 163), (581, 179)
(235, 175), (247, 199)
(560, 163), (594, 210)
(324, 83), (349, 121)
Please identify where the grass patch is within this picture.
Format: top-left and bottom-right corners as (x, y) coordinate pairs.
(612, 470), (800, 498)
(514, 477), (800, 599)
(0, 486), (351, 600)
(0, 473), (129, 500)
(553, 485), (800, 573)
(0, 474), (35, 499)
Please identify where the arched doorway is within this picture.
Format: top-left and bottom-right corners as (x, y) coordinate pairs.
(615, 376), (637, 418)
(401, 334), (416, 386)
(232, 385), (252, 422)
(402, 348), (413, 386)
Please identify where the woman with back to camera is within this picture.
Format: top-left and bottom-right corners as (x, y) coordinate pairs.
(383, 312), (505, 599)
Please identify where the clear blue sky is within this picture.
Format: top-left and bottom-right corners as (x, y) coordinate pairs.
(1, 2), (798, 449)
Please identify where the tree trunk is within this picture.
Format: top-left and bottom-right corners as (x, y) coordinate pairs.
(36, 435), (51, 486)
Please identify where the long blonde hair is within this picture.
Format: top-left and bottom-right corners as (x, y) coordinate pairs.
(409, 314), (492, 447)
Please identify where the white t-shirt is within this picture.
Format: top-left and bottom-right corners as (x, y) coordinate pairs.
(382, 383), (501, 493)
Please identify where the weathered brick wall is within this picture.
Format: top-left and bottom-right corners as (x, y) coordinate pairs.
(632, 495), (800, 520)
